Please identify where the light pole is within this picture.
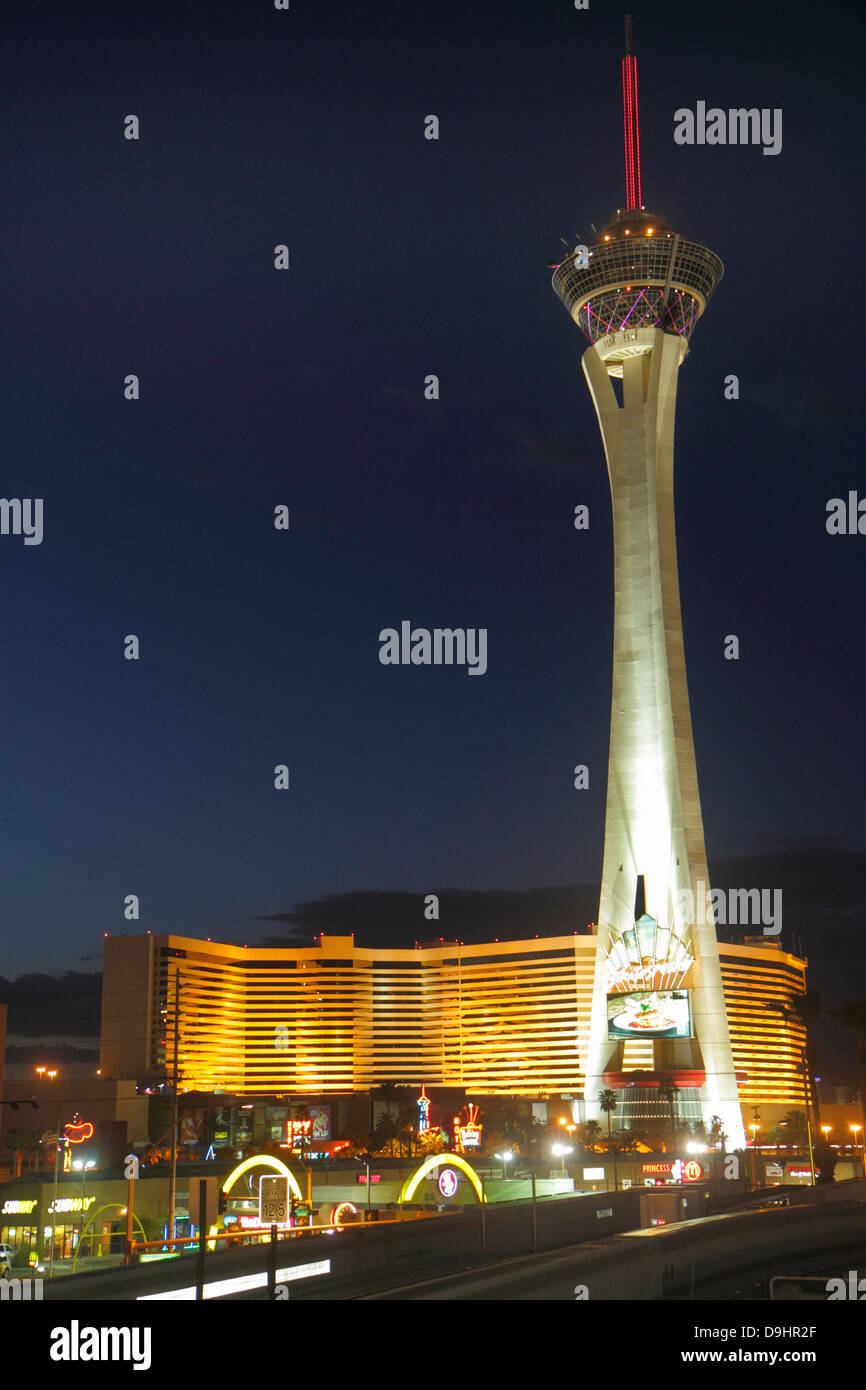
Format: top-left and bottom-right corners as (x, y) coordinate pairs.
(72, 1159), (96, 1253)
(749, 1123), (760, 1190)
(47, 1134), (69, 1279)
(494, 1150), (513, 1180)
(167, 967), (182, 1245)
(552, 1143), (573, 1178)
(800, 1052), (817, 1185)
(356, 1153), (373, 1221)
(850, 1124), (863, 1178)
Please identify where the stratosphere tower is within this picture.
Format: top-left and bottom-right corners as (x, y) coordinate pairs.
(551, 15), (746, 1149)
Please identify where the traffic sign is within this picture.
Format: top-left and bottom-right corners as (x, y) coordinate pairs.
(259, 1175), (289, 1225)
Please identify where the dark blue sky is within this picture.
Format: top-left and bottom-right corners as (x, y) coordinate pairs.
(1, 0), (864, 982)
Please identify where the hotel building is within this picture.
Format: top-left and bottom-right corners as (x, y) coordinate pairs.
(100, 930), (811, 1135)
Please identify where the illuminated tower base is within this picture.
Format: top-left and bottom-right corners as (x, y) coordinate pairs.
(580, 326), (745, 1148)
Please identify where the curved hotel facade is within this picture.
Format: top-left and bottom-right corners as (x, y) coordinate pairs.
(100, 931), (810, 1133)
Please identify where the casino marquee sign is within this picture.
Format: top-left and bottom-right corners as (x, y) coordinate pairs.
(641, 1159), (703, 1182)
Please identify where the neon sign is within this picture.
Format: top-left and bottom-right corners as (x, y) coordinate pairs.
(64, 1119), (94, 1144)
(417, 1085), (431, 1134)
(438, 1169), (459, 1198)
(640, 1159), (703, 1181)
(2, 1199), (38, 1215)
(286, 1119), (313, 1149)
(452, 1104), (482, 1154)
(331, 1202), (359, 1225)
(400, 1155), (485, 1205)
(48, 1196), (96, 1214)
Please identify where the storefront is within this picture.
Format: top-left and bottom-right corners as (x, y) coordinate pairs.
(0, 1174), (171, 1263)
(0, 1196), (39, 1259)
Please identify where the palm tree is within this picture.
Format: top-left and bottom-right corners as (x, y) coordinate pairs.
(782, 1109), (807, 1148)
(371, 1082), (402, 1153)
(598, 1089), (619, 1191)
(833, 998), (866, 1148)
(707, 1115), (727, 1153)
(1, 1126), (42, 1176)
(657, 1078), (680, 1154)
(579, 1119), (603, 1152)
(786, 989), (823, 1134)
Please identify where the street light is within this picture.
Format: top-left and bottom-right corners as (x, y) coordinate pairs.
(355, 1153), (374, 1221)
(850, 1125), (863, 1178)
(494, 1150), (514, 1180)
(748, 1124), (760, 1190)
(551, 1143), (573, 1177)
(72, 1159), (96, 1253)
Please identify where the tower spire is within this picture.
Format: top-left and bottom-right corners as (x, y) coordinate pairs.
(622, 14), (642, 211)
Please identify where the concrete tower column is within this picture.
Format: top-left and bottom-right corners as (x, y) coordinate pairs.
(581, 327), (745, 1149)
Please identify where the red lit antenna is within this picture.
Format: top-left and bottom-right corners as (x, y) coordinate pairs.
(622, 14), (642, 211)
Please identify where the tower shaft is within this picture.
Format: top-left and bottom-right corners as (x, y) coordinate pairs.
(582, 328), (745, 1147)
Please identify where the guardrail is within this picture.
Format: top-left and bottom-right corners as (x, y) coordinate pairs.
(129, 1215), (403, 1258)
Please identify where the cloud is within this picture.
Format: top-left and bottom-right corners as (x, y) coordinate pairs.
(254, 887), (599, 948)
(0, 971), (102, 1038)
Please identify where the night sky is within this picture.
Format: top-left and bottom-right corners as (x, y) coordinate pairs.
(1, 0), (863, 1059)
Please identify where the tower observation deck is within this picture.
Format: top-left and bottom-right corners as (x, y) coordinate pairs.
(551, 11), (723, 377)
(551, 208), (724, 372)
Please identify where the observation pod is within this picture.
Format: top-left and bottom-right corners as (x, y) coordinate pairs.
(551, 208), (724, 376)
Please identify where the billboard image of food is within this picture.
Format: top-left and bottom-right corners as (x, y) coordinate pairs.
(606, 989), (693, 1038)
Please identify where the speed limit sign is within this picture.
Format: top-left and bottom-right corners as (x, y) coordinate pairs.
(259, 1175), (289, 1225)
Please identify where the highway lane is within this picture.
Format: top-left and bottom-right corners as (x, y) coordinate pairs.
(358, 1241), (635, 1300)
(357, 1202), (866, 1301)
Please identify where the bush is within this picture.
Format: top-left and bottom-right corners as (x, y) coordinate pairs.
(814, 1144), (837, 1185)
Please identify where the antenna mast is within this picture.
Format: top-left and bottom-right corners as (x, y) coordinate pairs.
(622, 14), (642, 211)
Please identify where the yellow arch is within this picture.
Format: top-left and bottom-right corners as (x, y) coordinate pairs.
(71, 1203), (148, 1275)
(222, 1154), (304, 1203)
(399, 1154), (485, 1205)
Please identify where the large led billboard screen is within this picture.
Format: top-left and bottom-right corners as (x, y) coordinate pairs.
(606, 989), (693, 1039)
